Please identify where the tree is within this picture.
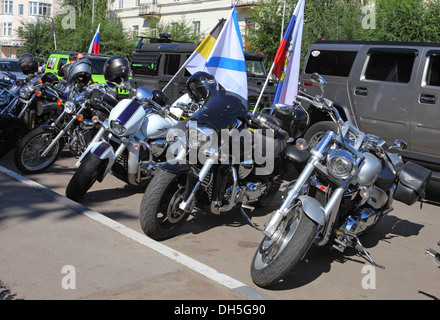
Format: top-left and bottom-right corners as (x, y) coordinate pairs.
(142, 16), (205, 44)
(18, 0), (136, 60)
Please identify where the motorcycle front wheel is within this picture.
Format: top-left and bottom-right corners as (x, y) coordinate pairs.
(139, 168), (189, 240)
(251, 204), (318, 288)
(66, 152), (105, 201)
(0, 115), (19, 159)
(14, 127), (63, 174)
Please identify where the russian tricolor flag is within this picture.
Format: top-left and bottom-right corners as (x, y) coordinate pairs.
(272, 0), (305, 106)
(88, 24), (100, 54)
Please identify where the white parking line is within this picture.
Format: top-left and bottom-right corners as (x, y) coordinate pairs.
(0, 165), (273, 300)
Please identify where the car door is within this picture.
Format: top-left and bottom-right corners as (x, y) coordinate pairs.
(410, 49), (440, 159)
(350, 47), (420, 146)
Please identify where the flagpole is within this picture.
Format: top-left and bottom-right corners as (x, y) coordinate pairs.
(161, 64), (185, 92)
(252, 0), (286, 114)
(54, 30), (57, 51)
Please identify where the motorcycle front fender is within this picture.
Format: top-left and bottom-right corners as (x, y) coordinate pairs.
(76, 141), (115, 177)
(297, 195), (326, 227)
(160, 161), (189, 174)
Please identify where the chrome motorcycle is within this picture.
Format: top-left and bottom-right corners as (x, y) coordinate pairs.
(139, 89), (309, 240)
(0, 72), (64, 158)
(65, 81), (193, 202)
(13, 83), (116, 174)
(250, 73), (432, 288)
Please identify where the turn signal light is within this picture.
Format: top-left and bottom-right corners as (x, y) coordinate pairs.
(36, 91), (42, 97)
(77, 114), (83, 122)
(57, 99), (62, 106)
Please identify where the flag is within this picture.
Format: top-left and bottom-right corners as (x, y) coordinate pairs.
(88, 23), (100, 54)
(48, 18), (54, 42)
(204, 6), (247, 100)
(184, 19), (225, 75)
(272, 0), (305, 105)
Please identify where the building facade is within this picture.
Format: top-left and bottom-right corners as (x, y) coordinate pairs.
(108, 0), (258, 46)
(0, 0), (60, 58)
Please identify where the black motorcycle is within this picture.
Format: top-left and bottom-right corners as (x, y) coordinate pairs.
(138, 87), (310, 240)
(0, 71), (65, 159)
(13, 82), (118, 174)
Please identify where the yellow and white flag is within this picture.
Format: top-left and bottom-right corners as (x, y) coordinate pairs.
(184, 19), (225, 74)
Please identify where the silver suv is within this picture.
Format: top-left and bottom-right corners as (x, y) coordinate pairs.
(300, 40), (440, 193)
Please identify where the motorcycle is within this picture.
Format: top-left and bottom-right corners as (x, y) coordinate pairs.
(250, 73), (432, 288)
(426, 242), (440, 266)
(14, 59), (117, 174)
(65, 80), (193, 202)
(0, 72), (64, 159)
(138, 87), (310, 241)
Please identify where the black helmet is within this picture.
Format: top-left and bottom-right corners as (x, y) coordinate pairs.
(68, 58), (93, 86)
(186, 71), (218, 103)
(151, 89), (167, 106)
(18, 53), (38, 75)
(104, 55), (130, 84)
(41, 72), (59, 84)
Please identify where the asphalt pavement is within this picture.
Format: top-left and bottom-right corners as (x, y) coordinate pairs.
(0, 166), (271, 301)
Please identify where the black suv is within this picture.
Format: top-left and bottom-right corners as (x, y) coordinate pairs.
(130, 34), (276, 109)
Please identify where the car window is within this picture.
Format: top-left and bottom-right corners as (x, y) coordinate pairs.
(426, 54), (440, 87)
(365, 49), (417, 83)
(164, 54), (181, 76)
(58, 58), (67, 70)
(246, 59), (266, 77)
(88, 58), (106, 75)
(305, 50), (357, 77)
(132, 53), (161, 76)
(0, 60), (21, 72)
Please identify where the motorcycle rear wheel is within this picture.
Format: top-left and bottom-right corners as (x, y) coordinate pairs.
(66, 152), (105, 201)
(14, 127), (62, 174)
(139, 168), (189, 240)
(251, 204), (318, 288)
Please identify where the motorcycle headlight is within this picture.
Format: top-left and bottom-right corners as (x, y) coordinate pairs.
(327, 149), (356, 180)
(110, 120), (127, 136)
(19, 85), (31, 99)
(64, 101), (75, 114)
(186, 122), (215, 151)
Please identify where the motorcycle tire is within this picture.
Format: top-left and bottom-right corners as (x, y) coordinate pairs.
(14, 127), (63, 174)
(0, 116), (19, 159)
(303, 121), (339, 149)
(250, 205), (318, 288)
(139, 168), (189, 240)
(66, 152), (105, 201)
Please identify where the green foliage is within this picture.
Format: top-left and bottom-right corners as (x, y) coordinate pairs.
(248, 0), (440, 69)
(143, 16), (205, 43)
(18, 0), (136, 61)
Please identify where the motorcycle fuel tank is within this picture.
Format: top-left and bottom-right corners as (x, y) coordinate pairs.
(355, 152), (381, 186)
(109, 99), (146, 136)
(141, 111), (174, 139)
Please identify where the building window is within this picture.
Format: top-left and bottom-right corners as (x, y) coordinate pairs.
(132, 25), (139, 40)
(19, 4), (24, 15)
(2, 22), (13, 37)
(4, 0), (13, 14)
(193, 21), (200, 36)
(119, 0), (123, 9)
(134, 0), (140, 6)
(29, 2), (52, 16)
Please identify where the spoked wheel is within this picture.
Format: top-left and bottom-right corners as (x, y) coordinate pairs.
(139, 168), (190, 240)
(0, 116), (19, 159)
(14, 127), (63, 174)
(251, 202), (318, 288)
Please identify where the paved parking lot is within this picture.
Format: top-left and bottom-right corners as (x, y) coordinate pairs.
(1, 149), (439, 300)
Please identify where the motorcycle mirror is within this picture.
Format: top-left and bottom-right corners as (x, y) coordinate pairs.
(136, 86), (153, 102)
(311, 73), (326, 99)
(393, 139), (408, 150)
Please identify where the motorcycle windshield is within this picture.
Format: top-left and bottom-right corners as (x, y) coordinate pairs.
(191, 90), (249, 131)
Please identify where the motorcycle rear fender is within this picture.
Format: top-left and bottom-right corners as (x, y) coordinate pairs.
(297, 195), (326, 227)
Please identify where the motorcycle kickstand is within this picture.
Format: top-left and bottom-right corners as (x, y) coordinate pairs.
(355, 237), (385, 269)
(239, 205), (263, 232)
